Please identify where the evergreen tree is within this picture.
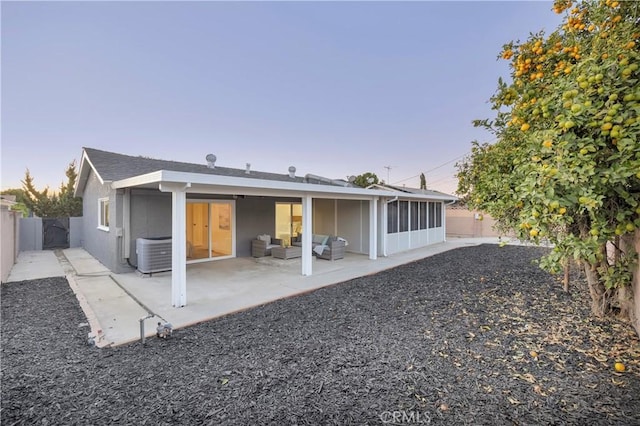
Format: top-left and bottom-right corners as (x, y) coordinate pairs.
(21, 161), (83, 217)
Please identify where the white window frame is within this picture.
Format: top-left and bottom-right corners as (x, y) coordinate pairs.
(98, 197), (110, 231)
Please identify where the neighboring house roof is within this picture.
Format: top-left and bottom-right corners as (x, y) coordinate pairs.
(75, 147), (457, 201)
(0, 195), (17, 209)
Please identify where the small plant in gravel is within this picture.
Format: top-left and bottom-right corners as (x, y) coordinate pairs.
(457, 0), (639, 319)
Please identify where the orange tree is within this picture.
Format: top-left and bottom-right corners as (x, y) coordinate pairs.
(457, 0), (639, 318)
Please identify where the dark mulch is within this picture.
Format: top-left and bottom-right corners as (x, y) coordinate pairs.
(2, 245), (639, 425)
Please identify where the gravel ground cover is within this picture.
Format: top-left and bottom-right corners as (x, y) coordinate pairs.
(2, 244), (639, 425)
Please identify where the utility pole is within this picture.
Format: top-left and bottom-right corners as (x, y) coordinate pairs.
(384, 165), (392, 184)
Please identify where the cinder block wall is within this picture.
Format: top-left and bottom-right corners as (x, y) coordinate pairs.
(1, 208), (19, 282)
(446, 208), (501, 238)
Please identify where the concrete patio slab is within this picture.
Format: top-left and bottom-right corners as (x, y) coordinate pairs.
(72, 274), (149, 346)
(5, 250), (65, 282)
(4, 236), (524, 347)
(63, 247), (111, 276)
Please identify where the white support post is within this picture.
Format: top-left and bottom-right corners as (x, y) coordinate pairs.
(442, 201), (447, 242)
(301, 195), (313, 276)
(382, 198), (388, 257)
(123, 189), (131, 259)
(369, 197), (378, 260)
(334, 199), (338, 236)
(171, 188), (187, 307)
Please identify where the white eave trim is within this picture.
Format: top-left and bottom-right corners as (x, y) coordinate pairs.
(112, 170), (457, 201)
(74, 149), (108, 197)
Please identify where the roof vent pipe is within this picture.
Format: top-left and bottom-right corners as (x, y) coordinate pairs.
(206, 154), (216, 169)
(245, 163), (251, 174)
(288, 166), (296, 178)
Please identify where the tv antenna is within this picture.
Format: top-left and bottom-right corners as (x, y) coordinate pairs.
(383, 165), (393, 184)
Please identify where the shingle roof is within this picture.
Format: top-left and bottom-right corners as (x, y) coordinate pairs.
(368, 183), (457, 199)
(84, 147), (307, 184)
(78, 148), (456, 201)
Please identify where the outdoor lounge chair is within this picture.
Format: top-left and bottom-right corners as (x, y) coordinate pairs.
(251, 235), (282, 257)
(292, 234), (346, 260)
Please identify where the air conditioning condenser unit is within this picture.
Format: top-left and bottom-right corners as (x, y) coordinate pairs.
(136, 237), (172, 275)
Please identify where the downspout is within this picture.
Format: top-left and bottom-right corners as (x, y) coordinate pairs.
(443, 199), (456, 242)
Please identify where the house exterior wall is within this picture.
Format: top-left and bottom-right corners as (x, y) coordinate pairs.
(128, 189), (172, 268)
(313, 199), (336, 236)
(313, 199), (368, 254)
(1, 207), (20, 282)
(236, 197), (277, 257)
(336, 199), (369, 254)
(126, 193), (308, 263)
(81, 169), (120, 271)
(19, 217), (42, 251)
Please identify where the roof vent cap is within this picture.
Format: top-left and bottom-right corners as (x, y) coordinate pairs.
(245, 163), (251, 174)
(206, 154), (217, 169)
(288, 166), (296, 178)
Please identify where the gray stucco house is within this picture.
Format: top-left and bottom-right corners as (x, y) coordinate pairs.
(74, 147), (456, 307)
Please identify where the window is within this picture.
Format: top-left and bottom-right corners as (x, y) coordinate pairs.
(387, 200), (398, 234)
(399, 201), (409, 232)
(410, 202), (419, 231)
(419, 202), (427, 230)
(275, 203), (302, 245)
(98, 198), (109, 231)
(428, 202), (442, 228)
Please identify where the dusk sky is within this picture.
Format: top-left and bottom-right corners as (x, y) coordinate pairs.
(1, 1), (563, 195)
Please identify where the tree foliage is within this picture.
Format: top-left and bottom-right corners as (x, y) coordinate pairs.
(21, 161), (83, 218)
(457, 0), (639, 318)
(353, 172), (380, 188)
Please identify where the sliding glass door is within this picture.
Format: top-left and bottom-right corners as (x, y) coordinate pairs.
(186, 200), (235, 262)
(275, 203), (302, 246)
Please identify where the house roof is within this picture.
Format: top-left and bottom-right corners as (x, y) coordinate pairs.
(367, 183), (457, 199)
(75, 147), (457, 201)
(80, 147), (312, 184)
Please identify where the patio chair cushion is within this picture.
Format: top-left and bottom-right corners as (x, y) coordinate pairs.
(312, 234), (330, 245)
